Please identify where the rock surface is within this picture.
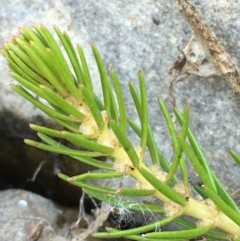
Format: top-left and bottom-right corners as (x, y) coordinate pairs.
(0, 189), (122, 241)
(0, 189), (65, 241)
(0, 0), (240, 225)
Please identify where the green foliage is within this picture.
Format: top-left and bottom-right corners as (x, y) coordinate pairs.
(2, 25), (240, 240)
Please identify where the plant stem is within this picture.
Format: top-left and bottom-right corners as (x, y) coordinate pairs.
(182, 197), (240, 237)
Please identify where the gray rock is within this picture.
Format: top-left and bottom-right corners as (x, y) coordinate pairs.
(0, 189), (65, 241)
(0, 189), (127, 241)
(0, 0), (240, 210)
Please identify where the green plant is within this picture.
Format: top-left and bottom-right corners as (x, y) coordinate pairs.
(2, 25), (240, 241)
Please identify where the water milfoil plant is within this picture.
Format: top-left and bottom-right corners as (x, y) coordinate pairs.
(2, 25), (240, 240)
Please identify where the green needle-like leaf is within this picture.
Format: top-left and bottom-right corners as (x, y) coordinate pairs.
(59, 173), (116, 194)
(25, 132), (113, 170)
(54, 26), (84, 85)
(229, 149), (240, 165)
(24, 139), (105, 157)
(140, 201), (164, 214)
(68, 171), (123, 181)
(94, 215), (178, 239)
(14, 37), (68, 96)
(81, 86), (105, 130)
(110, 69), (127, 132)
(71, 155), (113, 170)
(49, 116), (80, 132)
(146, 126), (164, 167)
(77, 45), (93, 91)
(158, 99), (178, 150)
(20, 26), (46, 48)
(175, 109), (239, 213)
(62, 131), (113, 154)
(138, 166), (186, 206)
(34, 25), (81, 100)
(5, 44), (52, 87)
(173, 217), (229, 240)
(139, 70), (148, 154)
(210, 171), (240, 214)
(174, 108), (217, 193)
(108, 83), (119, 123)
(194, 184), (209, 199)
(39, 85), (84, 120)
(179, 138), (215, 191)
(110, 120), (140, 166)
(29, 124), (113, 154)
(129, 81), (141, 119)
(144, 225), (212, 239)
(7, 50), (48, 86)
(167, 106), (189, 183)
(92, 44), (111, 115)
(124, 236), (185, 241)
(10, 72), (54, 100)
(10, 85), (78, 123)
(116, 188), (155, 196)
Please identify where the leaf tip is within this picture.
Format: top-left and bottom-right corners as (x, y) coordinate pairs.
(29, 123), (35, 129)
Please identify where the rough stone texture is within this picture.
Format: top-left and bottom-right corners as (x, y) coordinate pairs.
(1, 0), (240, 208)
(0, 189), (65, 241)
(0, 189), (126, 241)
